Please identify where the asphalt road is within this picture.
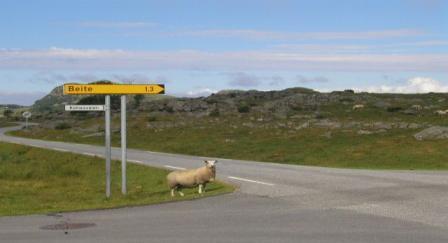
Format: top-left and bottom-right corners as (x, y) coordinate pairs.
(1, 124), (448, 243)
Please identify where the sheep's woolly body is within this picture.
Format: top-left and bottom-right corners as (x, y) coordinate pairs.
(167, 166), (215, 189)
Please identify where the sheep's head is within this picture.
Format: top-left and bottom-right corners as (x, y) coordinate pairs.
(204, 160), (218, 181)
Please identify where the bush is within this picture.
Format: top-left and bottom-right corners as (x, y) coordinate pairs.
(314, 112), (325, 119)
(387, 106), (403, 112)
(134, 95), (144, 108)
(209, 109), (220, 117)
(78, 95), (120, 110)
(3, 109), (13, 119)
(165, 106), (174, 113)
(237, 103), (250, 113)
(147, 116), (157, 122)
(339, 98), (354, 103)
(55, 122), (72, 130)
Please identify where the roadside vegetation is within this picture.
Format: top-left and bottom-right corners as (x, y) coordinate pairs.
(10, 113), (448, 170)
(0, 142), (233, 216)
(0, 121), (16, 128)
(7, 86), (448, 170)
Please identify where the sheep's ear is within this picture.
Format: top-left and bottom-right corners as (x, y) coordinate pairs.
(204, 160), (209, 164)
(214, 160), (218, 164)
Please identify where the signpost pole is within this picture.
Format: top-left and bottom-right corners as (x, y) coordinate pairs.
(105, 95), (111, 198)
(22, 112), (32, 129)
(63, 83), (165, 199)
(121, 95), (127, 195)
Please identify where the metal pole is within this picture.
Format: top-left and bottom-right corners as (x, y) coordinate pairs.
(121, 95), (127, 195)
(105, 95), (111, 198)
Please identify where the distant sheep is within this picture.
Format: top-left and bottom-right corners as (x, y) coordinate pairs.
(352, 104), (365, 110)
(435, 110), (448, 116)
(167, 160), (217, 197)
(411, 105), (423, 111)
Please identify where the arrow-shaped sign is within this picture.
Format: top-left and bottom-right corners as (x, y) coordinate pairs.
(63, 84), (165, 95)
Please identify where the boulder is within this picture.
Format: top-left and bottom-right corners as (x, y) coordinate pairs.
(414, 126), (448, 140)
(358, 130), (373, 135)
(314, 119), (342, 129)
(408, 123), (423, 129)
(373, 122), (392, 130)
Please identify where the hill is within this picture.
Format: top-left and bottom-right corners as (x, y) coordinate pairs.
(9, 84), (448, 170)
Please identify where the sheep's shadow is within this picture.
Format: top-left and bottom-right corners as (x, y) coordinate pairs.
(142, 185), (224, 198)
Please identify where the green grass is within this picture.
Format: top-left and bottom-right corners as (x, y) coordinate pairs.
(0, 142), (233, 216)
(0, 121), (17, 128)
(9, 114), (448, 170)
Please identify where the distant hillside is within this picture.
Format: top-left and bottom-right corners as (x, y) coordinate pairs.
(0, 104), (25, 109)
(31, 81), (173, 115)
(138, 87), (448, 120)
(32, 86), (81, 113)
(31, 84), (448, 121)
(13, 85), (448, 170)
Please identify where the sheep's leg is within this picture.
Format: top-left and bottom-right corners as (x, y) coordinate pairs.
(198, 184), (203, 194)
(170, 188), (175, 197)
(203, 184), (206, 193)
(178, 190), (184, 197)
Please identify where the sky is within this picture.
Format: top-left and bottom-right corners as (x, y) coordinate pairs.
(0, 0), (447, 105)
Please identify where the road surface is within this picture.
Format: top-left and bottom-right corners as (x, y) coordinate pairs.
(1, 124), (448, 243)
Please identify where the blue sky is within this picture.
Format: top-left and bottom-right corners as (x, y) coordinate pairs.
(0, 0), (447, 105)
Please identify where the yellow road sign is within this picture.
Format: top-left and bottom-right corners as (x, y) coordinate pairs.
(63, 84), (165, 95)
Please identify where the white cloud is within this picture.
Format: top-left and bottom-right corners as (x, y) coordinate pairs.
(172, 29), (423, 41)
(273, 40), (448, 55)
(184, 88), (217, 97)
(110, 74), (169, 84)
(296, 75), (329, 83)
(28, 72), (170, 85)
(30, 72), (98, 84)
(268, 75), (285, 86)
(357, 77), (448, 93)
(1, 48), (447, 72)
(226, 72), (262, 87)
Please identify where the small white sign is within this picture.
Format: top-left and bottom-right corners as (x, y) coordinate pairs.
(22, 111), (32, 118)
(65, 105), (105, 111)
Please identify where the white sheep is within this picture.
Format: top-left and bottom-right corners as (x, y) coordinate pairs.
(411, 105), (423, 110)
(352, 104), (365, 110)
(167, 160), (217, 197)
(435, 110), (448, 116)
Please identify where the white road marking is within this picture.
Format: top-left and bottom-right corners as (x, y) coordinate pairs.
(228, 176), (275, 186)
(53, 148), (69, 152)
(164, 165), (186, 170)
(82, 152), (96, 157)
(129, 159), (144, 164)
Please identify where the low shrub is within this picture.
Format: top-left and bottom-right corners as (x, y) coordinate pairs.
(237, 103), (250, 113)
(387, 106), (403, 112)
(209, 109), (220, 117)
(55, 122), (72, 130)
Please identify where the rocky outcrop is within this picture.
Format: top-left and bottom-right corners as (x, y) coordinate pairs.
(414, 126), (448, 140)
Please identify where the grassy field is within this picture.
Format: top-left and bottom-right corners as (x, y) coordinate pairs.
(0, 120), (17, 128)
(10, 114), (448, 170)
(0, 142), (233, 216)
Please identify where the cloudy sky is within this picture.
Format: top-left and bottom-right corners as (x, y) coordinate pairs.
(0, 0), (447, 105)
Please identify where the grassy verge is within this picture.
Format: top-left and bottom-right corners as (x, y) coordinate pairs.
(9, 115), (448, 170)
(0, 142), (233, 216)
(0, 121), (17, 128)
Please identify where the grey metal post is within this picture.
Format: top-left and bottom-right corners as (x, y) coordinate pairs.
(105, 95), (111, 198)
(121, 95), (127, 195)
